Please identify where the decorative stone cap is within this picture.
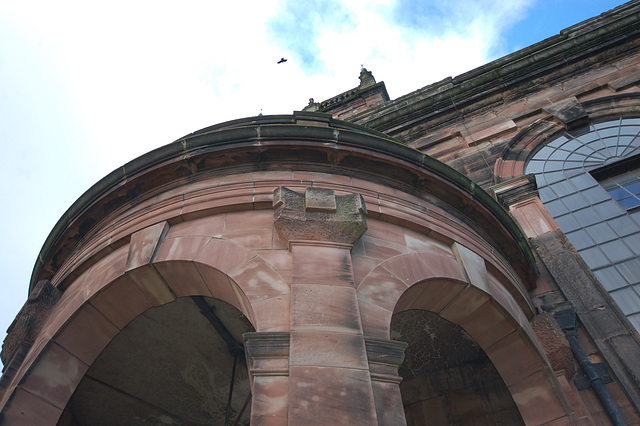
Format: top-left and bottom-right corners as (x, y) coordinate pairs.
(273, 186), (367, 247)
(244, 332), (290, 385)
(365, 337), (408, 384)
(490, 174), (538, 209)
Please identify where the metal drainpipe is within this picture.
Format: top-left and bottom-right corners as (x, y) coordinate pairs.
(555, 307), (627, 426)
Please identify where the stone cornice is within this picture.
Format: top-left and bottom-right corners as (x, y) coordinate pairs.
(29, 113), (535, 293)
(346, 1), (640, 133)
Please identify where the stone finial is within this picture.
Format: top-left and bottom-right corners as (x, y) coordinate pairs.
(359, 68), (376, 88)
(303, 98), (319, 112)
(273, 186), (367, 247)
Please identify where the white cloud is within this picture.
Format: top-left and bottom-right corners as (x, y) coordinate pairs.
(0, 0), (541, 366)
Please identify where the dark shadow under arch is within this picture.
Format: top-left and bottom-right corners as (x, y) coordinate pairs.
(392, 309), (524, 425)
(58, 296), (255, 425)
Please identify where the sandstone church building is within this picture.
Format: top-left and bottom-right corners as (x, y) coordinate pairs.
(3, 2), (640, 425)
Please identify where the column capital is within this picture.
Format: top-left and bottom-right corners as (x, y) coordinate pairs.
(244, 332), (290, 384)
(244, 332), (291, 424)
(273, 186), (367, 248)
(365, 337), (408, 384)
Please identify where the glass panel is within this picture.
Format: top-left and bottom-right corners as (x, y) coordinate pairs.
(627, 313), (640, 331)
(544, 171), (566, 185)
(562, 139), (585, 152)
(563, 193), (588, 210)
(599, 128), (619, 138)
(577, 132), (600, 144)
(550, 181), (577, 197)
(585, 222), (617, 244)
(620, 145), (640, 159)
(533, 146), (556, 160)
(544, 161), (564, 172)
(547, 135), (568, 148)
(537, 186), (556, 202)
(573, 208), (601, 226)
(618, 197), (640, 210)
(562, 161), (585, 171)
(610, 287), (640, 315)
(622, 233), (640, 256)
(556, 214), (581, 233)
(617, 171), (637, 185)
(607, 186), (630, 200)
(600, 240), (635, 263)
(576, 145), (596, 156)
(592, 201), (624, 221)
(617, 259), (640, 285)
(566, 229), (595, 250)
(609, 215), (640, 237)
(594, 120), (619, 130)
(581, 186), (609, 204)
(625, 181), (640, 195)
(525, 160), (545, 174)
(579, 247), (610, 269)
(567, 173), (597, 189)
(594, 266), (628, 291)
(544, 199), (569, 217)
(549, 150), (569, 161)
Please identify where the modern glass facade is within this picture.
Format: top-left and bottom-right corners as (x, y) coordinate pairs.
(525, 117), (640, 329)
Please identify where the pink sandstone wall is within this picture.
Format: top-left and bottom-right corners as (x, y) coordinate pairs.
(0, 170), (574, 424)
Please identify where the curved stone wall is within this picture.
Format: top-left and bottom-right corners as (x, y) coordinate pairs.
(0, 114), (571, 424)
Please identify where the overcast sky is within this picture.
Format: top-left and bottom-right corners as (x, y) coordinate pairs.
(0, 0), (628, 366)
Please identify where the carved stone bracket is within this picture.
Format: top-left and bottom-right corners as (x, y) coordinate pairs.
(243, 332), (290, 387)
(542, 97), (588, 130)
(365, 337), (408, 385)
(490, 174), (538, 209)
(273, 186), (367, 248)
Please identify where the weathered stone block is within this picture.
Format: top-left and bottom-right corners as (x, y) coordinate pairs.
(1, 280), (61, 366)
(273, 186), (367, 247)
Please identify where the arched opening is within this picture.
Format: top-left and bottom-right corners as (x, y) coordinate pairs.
(58, 296), (255, 425)
(525, 116), (640, 329)
(393, 309), (523, 425)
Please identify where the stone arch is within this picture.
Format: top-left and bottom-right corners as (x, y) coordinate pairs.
(356, 251), (572, 425)
(152, 234), (290, 332)
(1, 223), (290, 424)
(59, 296), (255, 424)
(495, 93), (640, 181)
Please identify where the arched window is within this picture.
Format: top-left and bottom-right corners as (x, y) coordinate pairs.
(525, 117), (640, 329)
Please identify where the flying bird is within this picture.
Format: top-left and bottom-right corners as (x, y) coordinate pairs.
(277, 58), (287, 64)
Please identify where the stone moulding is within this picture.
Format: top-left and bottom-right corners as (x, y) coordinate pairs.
(244, 332), (291, 389)
(495, 93), (640, 181)
(344, 5), (640, 133)
(364, 337), (408, 385)
(29, 113), (536, 294)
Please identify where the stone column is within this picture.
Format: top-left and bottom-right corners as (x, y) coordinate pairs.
(244, 332), (290, 425)
(366, 337), (408, 425)
(273, 186), (379, 425)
